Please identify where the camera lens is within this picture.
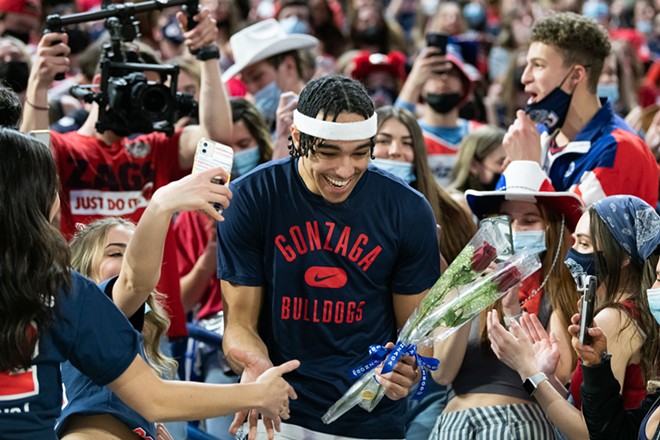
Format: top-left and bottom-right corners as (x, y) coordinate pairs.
(202, 149), (207, 154)
(203, 142), (208, 147)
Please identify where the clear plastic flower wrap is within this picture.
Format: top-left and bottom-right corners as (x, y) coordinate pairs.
(322, 222), (541, 425)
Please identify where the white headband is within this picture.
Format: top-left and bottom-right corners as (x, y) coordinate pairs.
(292, 110), (377, 141)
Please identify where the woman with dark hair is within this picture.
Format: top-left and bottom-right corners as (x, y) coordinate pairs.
(0, 128), (298, 440)
(487, 195), (660, 439)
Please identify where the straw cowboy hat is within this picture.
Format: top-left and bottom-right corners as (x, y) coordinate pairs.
(465, 160), (585, 230)
(222, 19), (319, 82)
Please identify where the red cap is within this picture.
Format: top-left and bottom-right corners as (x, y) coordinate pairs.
(350, 51), (407, 83)
(0, 0), (42, 18)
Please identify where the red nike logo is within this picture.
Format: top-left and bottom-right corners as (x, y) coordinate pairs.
(304, 267), (347, 288)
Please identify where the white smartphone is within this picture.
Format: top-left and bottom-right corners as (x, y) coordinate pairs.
(192, 138), (234, 211)
(29, 129), (51, 147)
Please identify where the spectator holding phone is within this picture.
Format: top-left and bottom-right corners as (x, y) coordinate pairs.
(395, 38), (482, 188)
(58, 166), (235, 439)
(572, 235), (660, 440)
(487, 195), (660, 439)
(503, 12), (659, 208)
(0, 128), (299, 440)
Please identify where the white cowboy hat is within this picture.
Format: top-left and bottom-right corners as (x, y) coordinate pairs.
(222, 19), (319, 82)
(465, 160), (585, 230)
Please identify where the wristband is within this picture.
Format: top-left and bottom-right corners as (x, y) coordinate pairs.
(26, 100), (50, 111)
(195, 45), (220, 61)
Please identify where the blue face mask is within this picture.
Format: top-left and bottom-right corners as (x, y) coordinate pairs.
(525, 68), (574, 132)
(564, 248), (597, 283)
(512, 230), (546, 255)
(254, 81), (282, 124)
(279, 16), (310, 35)
(647, 287), (660, 326)
(232, 146), (260, 178)
(637, 21), (653, 35)
(371, 158), (416, 184)
(597, 83), (619, 104)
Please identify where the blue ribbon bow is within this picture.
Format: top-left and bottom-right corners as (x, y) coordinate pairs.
(348, 341), (440, 399)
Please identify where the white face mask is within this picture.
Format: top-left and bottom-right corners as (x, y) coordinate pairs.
(647, 287), (660, 326)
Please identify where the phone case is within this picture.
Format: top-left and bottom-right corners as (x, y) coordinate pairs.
(192, 138), (234, 184)
(579, 275), (597, 345)
(29, 130), (51, 147)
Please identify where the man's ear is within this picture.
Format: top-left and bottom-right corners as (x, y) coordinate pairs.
(92, 73), (102, 85)
(291, 125), (300, 146)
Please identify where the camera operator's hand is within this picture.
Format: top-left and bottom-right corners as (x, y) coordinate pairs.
(21, 32), (70, 133)
(176, 8), (218, 53)
(31, 33), (71, 88)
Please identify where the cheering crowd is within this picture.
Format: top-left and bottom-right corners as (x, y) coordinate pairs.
(1, 0), (660, 439)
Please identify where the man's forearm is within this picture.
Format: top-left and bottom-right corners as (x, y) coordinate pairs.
(223, 324), (270, 374)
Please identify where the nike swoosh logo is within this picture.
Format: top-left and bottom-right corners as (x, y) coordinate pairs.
(314, 274), (336, 282)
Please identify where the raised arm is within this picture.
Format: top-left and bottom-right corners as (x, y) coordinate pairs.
(21, 32), (70, 133)
(176, 8), (233, 170)
(113, 167), (231, 317)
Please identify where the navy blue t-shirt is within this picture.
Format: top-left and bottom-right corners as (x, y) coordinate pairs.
(0, 271), (141, 440)
(216, 158), (440, 438)
(57, 277), (155, 439)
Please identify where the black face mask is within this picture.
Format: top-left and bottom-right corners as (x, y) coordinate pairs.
(425, 92), (462, 114)
(358, 26), (386, 45)
(481, 172), (501, 191)
(0, 61), (29, 93)
(2, 30), (30, 45)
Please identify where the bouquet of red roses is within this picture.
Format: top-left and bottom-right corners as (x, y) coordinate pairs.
(322, 222), (541, 424)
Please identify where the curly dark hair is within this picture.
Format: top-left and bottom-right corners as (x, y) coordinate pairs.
(531, 12), (611, 93)
(0, 84), (22, 129)
(0, 128), (70, 371)
(288, 74), (375, 158)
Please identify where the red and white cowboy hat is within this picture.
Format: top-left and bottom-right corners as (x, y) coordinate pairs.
(465, 160), (585, 230)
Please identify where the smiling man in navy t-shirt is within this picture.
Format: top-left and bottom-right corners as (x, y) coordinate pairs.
(217, 75), (441, 439)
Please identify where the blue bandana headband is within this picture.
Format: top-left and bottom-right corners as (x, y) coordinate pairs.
(592, 195), (660, 265)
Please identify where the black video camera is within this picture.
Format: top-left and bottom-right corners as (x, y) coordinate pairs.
(46, 0), (200, 137)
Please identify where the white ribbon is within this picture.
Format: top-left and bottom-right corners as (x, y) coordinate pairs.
(292, 110), (377, 141)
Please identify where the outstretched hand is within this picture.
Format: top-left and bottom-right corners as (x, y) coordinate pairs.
(255, 360), (300, 421)
(227, 349), (276, 440)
